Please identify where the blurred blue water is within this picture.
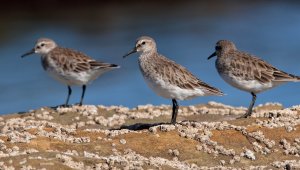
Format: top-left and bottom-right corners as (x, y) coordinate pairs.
(1, 1), (300, 114)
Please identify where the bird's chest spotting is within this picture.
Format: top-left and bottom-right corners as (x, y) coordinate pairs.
(41, 56), (70, 81)
(139, 59), (170, 91)
(139, 62), (172, 98)
(41, 56), (50, 71)
(215, 57), (231, 74)
(138, 59), (163, 85)
(139, 60), (152, 78)
(41, 56), (63, 73)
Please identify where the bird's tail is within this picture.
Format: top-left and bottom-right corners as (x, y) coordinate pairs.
(287, 73), (300, 82)
(273, 70), (300, 82)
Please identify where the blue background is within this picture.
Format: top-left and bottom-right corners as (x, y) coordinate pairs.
(1, 1), (300, 114)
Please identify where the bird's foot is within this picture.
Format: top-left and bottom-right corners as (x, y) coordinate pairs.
(50, 104), (71, 110)
(74, 103), (83, 106)
(237, 112), (252, 119)
(58, 104), (72, 108)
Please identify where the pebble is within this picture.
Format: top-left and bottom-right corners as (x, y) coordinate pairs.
(220, 160), (226, 166)
(241, 149), (256, 160)
(120, 139), (126, 145)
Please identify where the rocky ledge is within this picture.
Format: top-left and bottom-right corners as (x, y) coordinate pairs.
(0, 102), (300, 169)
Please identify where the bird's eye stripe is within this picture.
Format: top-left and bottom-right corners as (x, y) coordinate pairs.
(215, 46), (222, 50)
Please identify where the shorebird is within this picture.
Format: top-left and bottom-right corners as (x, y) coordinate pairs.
(124, 36), (223, 124)
(21, 38), (119, 107)
(208, 40), (300, 118)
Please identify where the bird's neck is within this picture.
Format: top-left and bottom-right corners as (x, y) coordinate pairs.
(139, 50), (157, 59)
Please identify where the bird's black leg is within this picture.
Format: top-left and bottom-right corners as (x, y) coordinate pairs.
(79, 85), (86, 106)
(171, 99), (179, 124)
(240, 92), (256, 118)
(64, 86), (72, 107)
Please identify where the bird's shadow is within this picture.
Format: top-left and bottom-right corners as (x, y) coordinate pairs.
(50, 104), (72, 110)
(112, 122), (169, 131)
(16, 111), (27, 115)
(15, 104), (71, 115)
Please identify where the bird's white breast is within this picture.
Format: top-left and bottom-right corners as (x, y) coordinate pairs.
(142, 75), (207, 100)
(43, 56), (106, 86)
(219, 72), (282, 93)
(139, 59), (206, 100)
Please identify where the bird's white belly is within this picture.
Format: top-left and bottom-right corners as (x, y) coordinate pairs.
(142, 75), (206, 100)
(45, 67), (103, 86)
(219, 73), (281, 93)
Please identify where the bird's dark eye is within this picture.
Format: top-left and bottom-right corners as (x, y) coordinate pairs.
(215, 45), (222, 51)
(141, 41), (146, 45)
(41, 43), (45, 47)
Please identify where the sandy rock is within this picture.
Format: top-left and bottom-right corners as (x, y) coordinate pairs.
(0, 103), (299, 169)
(241, 149), (256, 160)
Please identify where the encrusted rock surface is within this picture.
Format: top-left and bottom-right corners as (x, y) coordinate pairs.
(0, 102), (300, 169)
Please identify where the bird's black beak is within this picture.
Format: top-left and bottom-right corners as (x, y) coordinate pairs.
(21, 49), (35, 58)
(123, 47), (137, 58)
(207, 52), (216, 60)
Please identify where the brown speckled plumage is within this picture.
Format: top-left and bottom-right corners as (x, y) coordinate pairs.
(124, 36), (223, 124)
(209, 39), (300, 118)
(215, 40), (300, 84)
(130, 36), (224, 99)
(42, 47), (117, 73)
(22, 38), (119, 106)
(139, 52), (223, 96)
